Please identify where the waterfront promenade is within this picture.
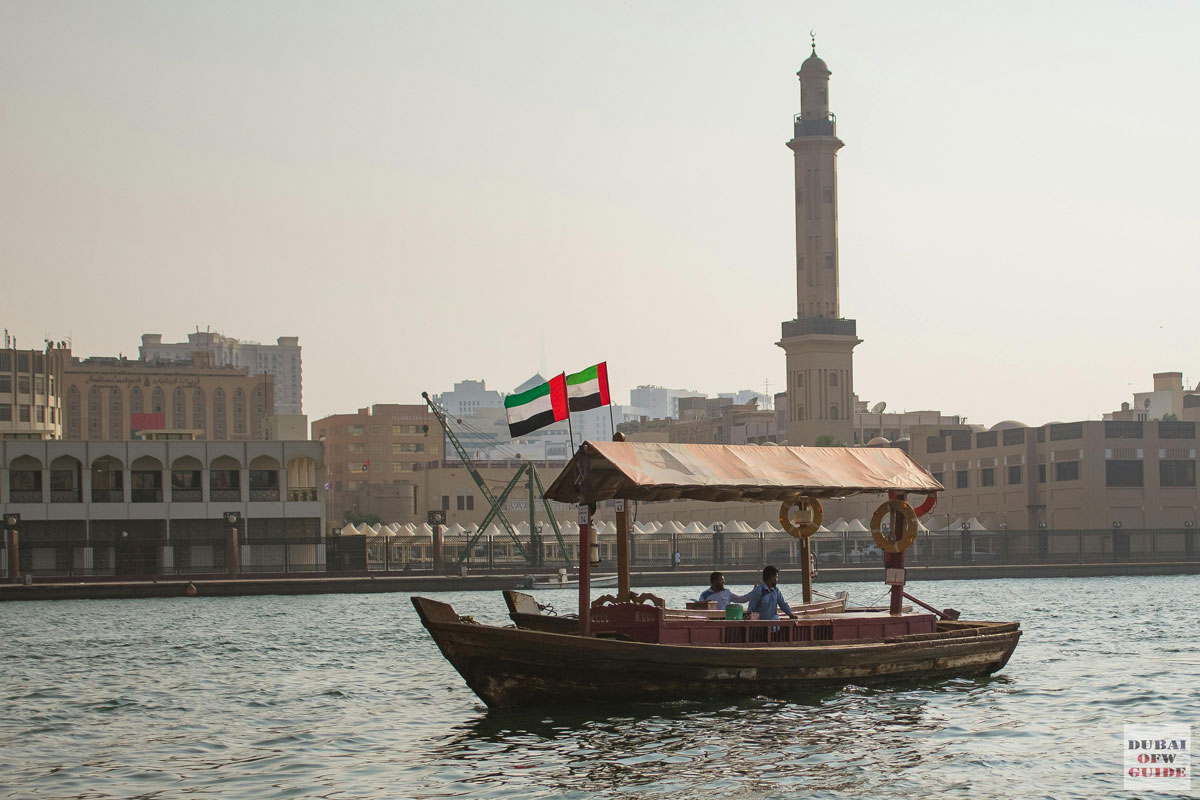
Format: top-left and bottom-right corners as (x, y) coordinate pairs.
(3, 559), (1199, 601)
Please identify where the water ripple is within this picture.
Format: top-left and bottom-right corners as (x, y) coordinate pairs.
(0, 576), (1197, 798)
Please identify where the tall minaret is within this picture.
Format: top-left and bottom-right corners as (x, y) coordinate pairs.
(777, 41), (861, 446)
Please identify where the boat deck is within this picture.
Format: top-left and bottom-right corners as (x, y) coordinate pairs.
(590, 602), (937, 646)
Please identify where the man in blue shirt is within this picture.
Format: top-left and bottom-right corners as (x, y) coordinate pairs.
(745, 565), (797, 620)
(697, 571), (752, 610)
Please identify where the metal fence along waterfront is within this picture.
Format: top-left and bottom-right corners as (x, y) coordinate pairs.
(3, 528), (1196, 580)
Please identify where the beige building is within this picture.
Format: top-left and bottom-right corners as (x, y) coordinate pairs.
(63, 355), (274, 441)
(898, 419), (1197, 530)
(778, 47), (861, 446)
(311, 404), (441, 525)
(1, 339), (70, 440)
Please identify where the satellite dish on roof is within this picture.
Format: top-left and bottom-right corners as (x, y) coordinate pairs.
(871, 401), (887, 414)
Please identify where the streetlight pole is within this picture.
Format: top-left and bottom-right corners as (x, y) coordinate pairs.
(223, 511), (241, 579)
(3, 513), (20, 584)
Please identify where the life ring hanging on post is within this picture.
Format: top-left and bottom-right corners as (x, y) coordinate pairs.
(780, 497), (822, 539)
(912, 492), (937, 518)
(870, 499), (918, 553)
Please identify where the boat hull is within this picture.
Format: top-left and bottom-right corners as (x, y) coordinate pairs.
(413, 597), (1021, 709)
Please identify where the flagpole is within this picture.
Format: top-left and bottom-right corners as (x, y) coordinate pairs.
(566, 413), (577, 457)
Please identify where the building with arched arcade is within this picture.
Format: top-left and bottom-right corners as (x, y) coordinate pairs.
(0, 440), (323, 577)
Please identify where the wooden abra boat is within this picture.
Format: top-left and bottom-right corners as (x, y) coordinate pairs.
(414, 596), (1019, 708)
(414, 441), (1021, 709)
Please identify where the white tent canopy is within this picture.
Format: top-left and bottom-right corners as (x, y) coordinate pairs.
(844, 519), (869, 533)
(682, 521), (706, 534)
(828, 518), (849, 532)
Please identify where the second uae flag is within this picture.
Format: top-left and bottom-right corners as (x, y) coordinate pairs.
(566, 362), (611, 412)
(504, 373), (569, 437)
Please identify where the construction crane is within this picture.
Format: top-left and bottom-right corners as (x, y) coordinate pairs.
(421, 392), (572, 568)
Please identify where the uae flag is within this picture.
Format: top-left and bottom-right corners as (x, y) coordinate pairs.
(566, 362), (611, 412)
(505, 373), (569, 437)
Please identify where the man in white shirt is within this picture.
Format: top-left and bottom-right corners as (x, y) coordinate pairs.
(697, 571), (753, 610)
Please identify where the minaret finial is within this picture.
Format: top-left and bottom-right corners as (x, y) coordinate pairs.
(809, 30), (816, 54)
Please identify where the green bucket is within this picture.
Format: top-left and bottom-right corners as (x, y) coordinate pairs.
(725, 604), (744, 620)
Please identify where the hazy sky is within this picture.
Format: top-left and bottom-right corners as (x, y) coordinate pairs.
(3, 1), (1198, 426)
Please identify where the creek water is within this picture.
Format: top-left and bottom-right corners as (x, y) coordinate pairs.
(1, 574), (1197, 799)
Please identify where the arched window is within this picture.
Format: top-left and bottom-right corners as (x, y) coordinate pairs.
(193, 388), (206, 433)
(152, 386), (165, 414)
(828, 372), (838, 387)
(108, 388), (124, 439)
(67, 386), (82, 439)
(173, 387), (186, 429)
(213, 387), (226, 440)
(131, 386), (143, 414)
(830, 404), (839, 420)
(233, 387), (246, 435)
(87, 387), (101, 439)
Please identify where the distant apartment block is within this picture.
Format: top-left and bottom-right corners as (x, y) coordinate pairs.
(140, 330), (302, 415)
(312, 404), (441, 524)
(1, 337), (71, 440)
(1107, 372), (1198, 422)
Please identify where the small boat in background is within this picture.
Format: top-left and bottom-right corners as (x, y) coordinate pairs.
(515, 570), (618, 590)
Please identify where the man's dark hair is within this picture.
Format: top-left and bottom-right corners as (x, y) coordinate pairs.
(762, 565), (779, 582)
(709, 571), (723, 584)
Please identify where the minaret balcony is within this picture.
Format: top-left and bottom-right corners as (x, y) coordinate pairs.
(781, 317), (857, 338)
(793, 114), (836, 138)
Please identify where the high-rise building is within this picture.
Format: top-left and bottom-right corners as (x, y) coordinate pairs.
(139, 330), (303, 415)
(629, 386), (706, 420)
(433, 380), (504, 418)
(778, 45), (861, 446)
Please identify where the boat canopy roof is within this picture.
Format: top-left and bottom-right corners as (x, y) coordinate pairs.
(543, 441), (944, 504)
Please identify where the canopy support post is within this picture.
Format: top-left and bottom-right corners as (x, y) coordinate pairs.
(616, 499), (630, 601)
(799, 535), (813, 604)
(576, 448), (592, 637)
(577, 505), (592, 636)
(888, 491), (907, 616)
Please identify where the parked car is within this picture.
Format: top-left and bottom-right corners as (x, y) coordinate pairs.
(817, 551), (843, 564)
(953, 549), (1000, 562)
(845, 545), (884, 563)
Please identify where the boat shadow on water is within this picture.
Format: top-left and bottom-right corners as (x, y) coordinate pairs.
(425, 679), (1018, 798)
